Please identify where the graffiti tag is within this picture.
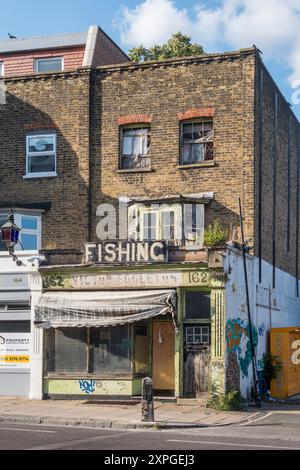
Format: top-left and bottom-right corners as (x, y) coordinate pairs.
(258, 323), (266, 336)
(79, 380), (96, 394)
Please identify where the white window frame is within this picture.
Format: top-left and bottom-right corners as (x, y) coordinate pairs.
(128, 203), (205, 247)
(138, 204), (182, 245)
(35, 57), (64, 73)
(0, 210), (41, 254)
(185, 325), (210, 344)
(24, 133), (57, 179)
(0, 62), (4, 77)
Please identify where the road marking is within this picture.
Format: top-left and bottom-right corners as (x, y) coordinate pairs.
(28, 431), (136, 450)
(167, 439), (300, 450)
(0, 426), (56, 434)
(239, 412), (274, 426)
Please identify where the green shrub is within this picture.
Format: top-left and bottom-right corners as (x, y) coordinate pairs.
(204, 220), (228, 248)
(262, 352), (282, 388)
(207, 383), (246, 411)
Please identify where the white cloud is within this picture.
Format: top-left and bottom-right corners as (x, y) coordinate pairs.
(118, 0), (193, 47)
(116, 0), (300, 83)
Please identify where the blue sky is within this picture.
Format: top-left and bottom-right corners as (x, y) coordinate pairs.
(1, 0), (300, 119)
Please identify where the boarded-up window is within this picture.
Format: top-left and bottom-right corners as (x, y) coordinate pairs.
(185, 291), (211, 320)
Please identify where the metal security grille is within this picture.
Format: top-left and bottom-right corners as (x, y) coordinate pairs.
(45, 328), (87, 374)
(45, 326), (132, 375)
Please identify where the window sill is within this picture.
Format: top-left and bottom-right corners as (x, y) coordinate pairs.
(44, 373), (135, 379)
(23, 173), (57, 179)
(116, 168), (153, 174)
(0, 250), (39, 257)
(177, 161), (215, 169)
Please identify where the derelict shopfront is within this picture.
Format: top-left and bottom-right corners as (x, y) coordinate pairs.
(34, 257), (226, 399)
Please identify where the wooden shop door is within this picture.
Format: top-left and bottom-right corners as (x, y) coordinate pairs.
(152, 321), (175, 391)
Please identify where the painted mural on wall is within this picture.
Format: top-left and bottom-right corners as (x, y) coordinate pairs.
(226, 318), (258, 378)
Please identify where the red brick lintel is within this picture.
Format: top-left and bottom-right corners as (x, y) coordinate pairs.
(117, 114), (153, 126)
(25, 122), (57, 131)
(177, 108), (215, 121)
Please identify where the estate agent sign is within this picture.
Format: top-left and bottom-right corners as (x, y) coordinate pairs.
(0, 333), (31, 369)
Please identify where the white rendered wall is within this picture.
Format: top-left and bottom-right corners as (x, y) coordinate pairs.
(0, 253), (42, 398)
(28, 272), (43, 399)
(224, 246), (300, 398)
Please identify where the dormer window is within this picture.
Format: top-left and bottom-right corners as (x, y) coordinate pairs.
(35, 57), (63, 73)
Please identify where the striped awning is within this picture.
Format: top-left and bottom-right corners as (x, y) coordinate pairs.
(34, 289), (176, 329)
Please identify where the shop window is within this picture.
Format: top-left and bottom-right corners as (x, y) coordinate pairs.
(25, 133), (57, 178)
(180, 121), (213, 164)
(0, 211), (41, 252)
(46, 328), (87, 374)
(90, 325), (132, 374)
(185, 291), (211, 320)
(120, 126), (151, 170)
(45, 325), (132, 375)
(133, 325), (148, 374)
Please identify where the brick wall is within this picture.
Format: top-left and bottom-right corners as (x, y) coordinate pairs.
(0, 70), (90, 252)
(0, 46), (85, 77)
(92, 28), (129, 67)
(90, 52), (257, 245)
(254, 56), (300, 282)
(2, 49), (298, 280)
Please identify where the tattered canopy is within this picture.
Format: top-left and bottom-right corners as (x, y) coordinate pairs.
(34, 289), (176, 329)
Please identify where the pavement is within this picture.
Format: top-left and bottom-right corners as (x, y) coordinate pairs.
(0, 396), (266, 430)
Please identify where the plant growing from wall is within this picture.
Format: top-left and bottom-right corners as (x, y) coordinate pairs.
(261, 352), (282, 389)
(207, 384), (246, 411)
(204, 220), (228, 248)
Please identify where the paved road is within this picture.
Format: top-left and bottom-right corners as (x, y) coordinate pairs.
(0, 411), (300, 451)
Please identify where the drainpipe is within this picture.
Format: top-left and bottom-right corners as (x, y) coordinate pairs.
(239, 198), (261, 406)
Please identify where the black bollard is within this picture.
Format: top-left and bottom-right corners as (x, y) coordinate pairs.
(141, 377), (154, 422)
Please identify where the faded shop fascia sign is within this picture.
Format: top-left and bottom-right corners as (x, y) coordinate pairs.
(85, 241), (168, 264)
